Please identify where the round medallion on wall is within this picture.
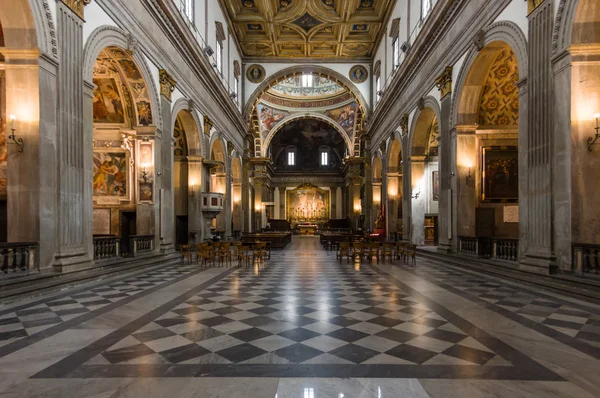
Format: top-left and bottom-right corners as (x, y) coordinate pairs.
(349, 65), (368, 84)
(246, 64), (266, 83)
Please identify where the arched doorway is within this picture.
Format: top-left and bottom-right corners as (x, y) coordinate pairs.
(173, 110), (196, 247)
(410, 107), (440, 246)
(455, 41), (520, 257)
(387, 136), (403, 240)
(91, 46), (157, 257)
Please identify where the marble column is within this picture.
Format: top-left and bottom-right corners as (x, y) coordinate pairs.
(335, 187), (342, 219)
(187, 156), (203, 243)
(410, 158), (426, 245)
(386, 172), (399, 238)
(241, 146), (251, 233)
(4, 49), (58, 269)
(274, 187), (280, 219)
(521, 0), (556, 273)
(435, 66), (453, 253)
(53, 2), (88, 269)
(363, 144), (373, 230)
(455, 128), (478, 237)
(232, 182), (242, 234)
(345, 157), (363, 231)
(159, 81), (175, 252)
(401, 141), (411, 242)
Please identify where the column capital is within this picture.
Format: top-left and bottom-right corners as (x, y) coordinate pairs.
(400, 114), (409, 136)
(526, 0), (546, 15)
(59, 0), (91, 20)
(435, 66), (453, 99)
(203, 116), (213, 136)
(159, 69), (177, 101)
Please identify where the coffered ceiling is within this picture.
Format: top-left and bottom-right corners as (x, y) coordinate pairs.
(220, 0), (395, 59)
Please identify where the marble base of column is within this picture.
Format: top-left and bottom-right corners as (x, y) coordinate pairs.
(520, 251), (557, 275)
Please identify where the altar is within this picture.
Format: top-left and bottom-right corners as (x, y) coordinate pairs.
(297, 224), (318, 235)
(287, 184), (329, 230)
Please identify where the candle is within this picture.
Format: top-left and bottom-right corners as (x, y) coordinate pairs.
(9, 115), (15, 130)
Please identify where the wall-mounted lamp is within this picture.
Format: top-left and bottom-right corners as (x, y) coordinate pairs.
(189, 184), (197, 202)
(588, 113), (600, 151)
(140, 163), (151, 183)
(7, 115), (24, 154)
(466, 164), (472, 183)
(411, 182), (421, 199)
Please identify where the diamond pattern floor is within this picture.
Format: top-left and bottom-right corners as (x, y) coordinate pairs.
(87, 250), (511, 367)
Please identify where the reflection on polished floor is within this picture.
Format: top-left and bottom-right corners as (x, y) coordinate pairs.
(0, 236), (599, 397)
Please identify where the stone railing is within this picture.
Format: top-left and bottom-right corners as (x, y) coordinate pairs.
(129, 235), (155, 257)
(458, 236), (478, 256)
(458, 236), (518, 263)
(572, 243), (600, 275)
(0, 242), (40, 275)
(492, 238), (519, 262)
(93, 235), (120, 260)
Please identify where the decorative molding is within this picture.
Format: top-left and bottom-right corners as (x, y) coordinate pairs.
(125, 32), (139, 55)
(417, 98), (425, 111)
(379, 140), (386, 154)
(435, 66), (453, 99)
(204, 116), (214, 136)
(473, 30), (485, 51)
(159, 69), (177, 100)
(400, 114), (409, 136)
(59, 0), (91, 20)
(227, 141), (235, 156)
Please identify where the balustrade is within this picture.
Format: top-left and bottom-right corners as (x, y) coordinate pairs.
(458, 236), (518, 263)
(492, 238), (519, 262)
(458, 236), (478, 256)
(93, 236), (120, 260)
(0, 242), (39, 275)
(129, 235), (155, 257)
(572, 243), (600, 275)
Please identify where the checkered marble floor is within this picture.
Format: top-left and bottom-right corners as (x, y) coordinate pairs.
(406, 260), (600, 352)
(0, 263), (200, 347)
(86, 256), (513, 368)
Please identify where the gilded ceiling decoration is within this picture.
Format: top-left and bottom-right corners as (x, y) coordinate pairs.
(479, 49), (519, 126)
(221, 0), (395, 59)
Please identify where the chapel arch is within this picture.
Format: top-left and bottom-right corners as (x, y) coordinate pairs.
(387, 136), (404, 239)
(90, 45), (158, 257)
(454, 40), (521, 246)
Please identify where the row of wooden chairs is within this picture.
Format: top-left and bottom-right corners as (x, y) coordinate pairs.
(179, 241), (268, 268)
(337, 241), (417, 265)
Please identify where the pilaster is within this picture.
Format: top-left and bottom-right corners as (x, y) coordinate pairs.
(436, 66), (454, 253)
(159, 71), (176, 252)
(521, 0), (556, 273)
(53, 2), (90, 269)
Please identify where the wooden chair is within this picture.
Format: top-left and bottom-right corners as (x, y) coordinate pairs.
(231, 241), (242, 260)
(219, 242), (232, 267)
(196, 244), (215, 267)
(237, 246), (251, 268)
(179, 244), (192, 264)
(253, 242), (268, 262)
(396, 242), (406, 263)
(338, 242), (352, 264)
(352, 242), (365, 262)
(367, 242), (380, 264)
(381, 243), (395, 264)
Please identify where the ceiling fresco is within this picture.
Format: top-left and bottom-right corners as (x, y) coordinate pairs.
(220, 0), (395, 59)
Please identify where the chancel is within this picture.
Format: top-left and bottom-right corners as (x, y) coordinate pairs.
(0, 1), (599, 397)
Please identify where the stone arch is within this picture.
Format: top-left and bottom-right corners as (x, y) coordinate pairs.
(408, 98), (442, 157)
(209, 134), (228, 166)
(0, 0), (56, 56)
(83, 25), (162, 132)
(171, 98), (202, 157)
(553, 0), (581, 55)
(372, 156), (382, 180)
(262, 113), (353, 157)
(244, 65), (369, 117)
(451, 21), (528, 128)
(387, 133), (404, 173)
(231, 155), (242, 183)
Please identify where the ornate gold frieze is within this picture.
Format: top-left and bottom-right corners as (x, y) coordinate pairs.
(203, 116), (213, 136)
(435, 66), (453, 99)
(527, 0), (546, 15)
(400, 114), (409, 136)
(60, 0), (91, 20)
(159, 69), (176, 101)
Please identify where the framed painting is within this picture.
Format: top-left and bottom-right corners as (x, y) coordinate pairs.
(432, 171), (439, 201)
(139, 182), (153, 202)
(93, 151), (129, 200)
(481, 146), (518, 203)
(286, 184), (330, 224)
